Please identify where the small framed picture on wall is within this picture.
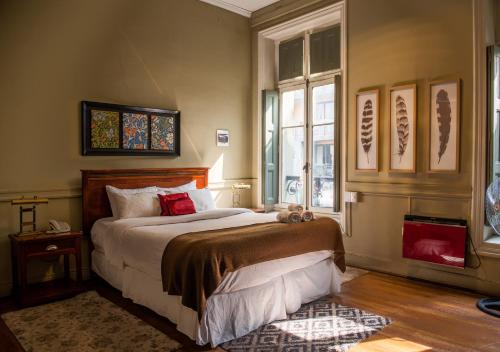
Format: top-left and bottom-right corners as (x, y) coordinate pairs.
(216, 129), (229, 147)
(356, 89), (379, 171)
(428, 79), (460, 173)
(389, 84), (417, 172)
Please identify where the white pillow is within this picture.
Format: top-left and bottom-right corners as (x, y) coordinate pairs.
(158, 180), (197, 194)
(187, 188), (216, 212)
(113, 192), (161, 219)
(106, 185), (157, 217)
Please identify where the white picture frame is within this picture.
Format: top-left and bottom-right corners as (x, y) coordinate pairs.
(389, 84), (417, 172)
(356, 89), (379, 171)
(216, 129), (229, 147)
(429, 79), (460, 173)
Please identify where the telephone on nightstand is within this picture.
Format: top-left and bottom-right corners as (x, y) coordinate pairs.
(47, 219), (71, 234)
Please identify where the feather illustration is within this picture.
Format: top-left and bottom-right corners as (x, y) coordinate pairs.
(436, 89), (451, 163)
(395, 95), (409, 163)
(360, 99), (373, 163)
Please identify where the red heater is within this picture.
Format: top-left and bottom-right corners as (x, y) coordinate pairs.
(402, 215), (467, 268)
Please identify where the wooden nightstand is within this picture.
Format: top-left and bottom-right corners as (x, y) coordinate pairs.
(9, 231), (84, 307)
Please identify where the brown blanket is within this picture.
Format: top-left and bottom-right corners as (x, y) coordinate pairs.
(161, 217), (345, 319)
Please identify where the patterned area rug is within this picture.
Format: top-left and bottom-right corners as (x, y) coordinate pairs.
(1, 291), (181, 352)
(221, 298), (391, 352)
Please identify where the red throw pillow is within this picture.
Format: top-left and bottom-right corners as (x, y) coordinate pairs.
(158, 193), (196, 216)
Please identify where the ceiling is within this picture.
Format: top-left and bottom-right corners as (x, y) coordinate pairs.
(199, 0), (280, 17)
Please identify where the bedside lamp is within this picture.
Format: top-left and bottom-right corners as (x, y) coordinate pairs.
(11, 196), (48, 235)
(231, 183), (251, 208)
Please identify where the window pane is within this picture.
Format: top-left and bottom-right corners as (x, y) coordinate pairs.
(279, 37), (304, 81)
(282, 89), (305, 127)
(312, 124), (334, 208)
(310, 25), (340, 74)
(282, 127), (304, 204)
(312, 84), (335, 124)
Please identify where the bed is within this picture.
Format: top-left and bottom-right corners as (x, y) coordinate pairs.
(82, 168), (345, 347)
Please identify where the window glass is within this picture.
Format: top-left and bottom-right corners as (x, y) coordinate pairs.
(279, 37), (304, 81)
(310, 25), (340, 74)
(311, 83), (335, 208)
(282, 89), (305, 127)
(313, 84), (335, 124)
(281, 127), (304, 204)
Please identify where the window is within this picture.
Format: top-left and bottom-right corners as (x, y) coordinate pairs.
(489, 46), (500, 183)
(263, 25), (341, 213)
(485, 46), (500, 243)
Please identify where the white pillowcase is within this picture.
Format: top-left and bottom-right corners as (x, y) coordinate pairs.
(187, 188), (216, 212)
(106, 185), (157, 217)
(113, 192), (162, 219)
(158, 180), (197, 194)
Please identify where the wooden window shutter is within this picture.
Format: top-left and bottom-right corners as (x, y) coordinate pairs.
(262, 90), (280, 205)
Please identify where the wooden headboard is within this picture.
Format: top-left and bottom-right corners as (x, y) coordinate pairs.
(81, 168), (209, 235)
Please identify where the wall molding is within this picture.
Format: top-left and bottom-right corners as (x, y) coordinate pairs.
(0, 188), (82, 203)
(0, 268), (91, 298)
(0, 178), (257, 203)
(346, 252), (500, 296)
(199, 0), (252, 17)
(251, 0), (340, 28)
(346, 181), (471, 199)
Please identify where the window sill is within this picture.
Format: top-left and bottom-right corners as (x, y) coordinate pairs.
(484, 235), (500, 245)
(271, 205), (341, 220)
(478, 225), (500, 258)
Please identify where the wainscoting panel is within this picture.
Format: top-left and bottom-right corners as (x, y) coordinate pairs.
(344, 191), (500, 296)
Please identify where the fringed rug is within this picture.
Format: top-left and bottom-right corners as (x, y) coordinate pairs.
(221, 298), (391, 352)
(1, 291), (181, 352)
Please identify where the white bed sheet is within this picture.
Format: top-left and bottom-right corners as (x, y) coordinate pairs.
(92, 249), (343, 346)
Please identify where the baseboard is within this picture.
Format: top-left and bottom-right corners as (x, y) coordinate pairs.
(0, 268), (91, 298)
(346, 252), (500, 296)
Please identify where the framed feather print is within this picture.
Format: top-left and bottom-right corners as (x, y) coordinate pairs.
(389, 84), (417, 172)
(356, 89), (379, 171)
(428, 79), (460, 173)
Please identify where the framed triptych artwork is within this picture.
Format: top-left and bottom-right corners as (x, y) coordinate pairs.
(355, 89), (379, 171)
(389, 84), (417, 172)
(81, 101), (180, 156)
(428, 79), (460, 173)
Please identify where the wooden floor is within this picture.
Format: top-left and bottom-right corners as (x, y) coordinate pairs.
(335, 273), (500, 352)
(1, 271), (499, 351)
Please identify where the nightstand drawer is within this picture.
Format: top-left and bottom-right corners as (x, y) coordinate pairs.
(23, 238), (76, 256)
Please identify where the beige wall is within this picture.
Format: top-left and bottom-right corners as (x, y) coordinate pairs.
(252, 0), (500, 295)
(0, 0), (253, 296)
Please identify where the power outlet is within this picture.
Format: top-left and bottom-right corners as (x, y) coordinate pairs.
(344, 191), (358, 203)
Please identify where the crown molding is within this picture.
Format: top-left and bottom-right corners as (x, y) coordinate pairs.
(199, 0), (252, 17)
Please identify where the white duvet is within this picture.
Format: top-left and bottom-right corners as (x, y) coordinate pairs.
(91, 208), (343, 346)
(91, 208), (335, 294)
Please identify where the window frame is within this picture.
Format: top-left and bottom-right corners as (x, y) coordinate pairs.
(257, 2), (346, 221)
(471, 1), (500, 258)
